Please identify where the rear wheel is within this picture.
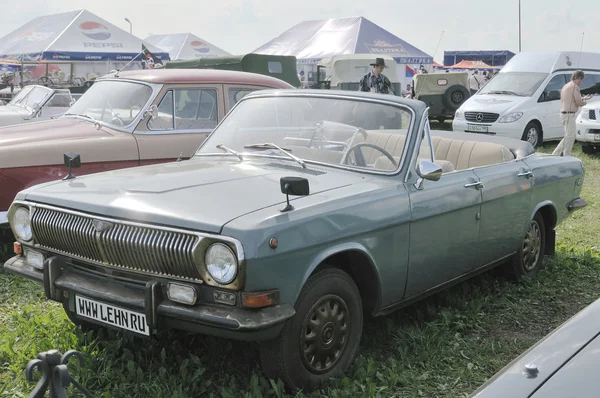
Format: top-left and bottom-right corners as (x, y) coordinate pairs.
(582, 144), (599, 154)
(259, 269), (363, 391)
(521, 122), (542, 148)
(506, 212), (546, 280)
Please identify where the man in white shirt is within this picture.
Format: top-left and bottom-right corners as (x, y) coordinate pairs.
(469, 70), (481, 95)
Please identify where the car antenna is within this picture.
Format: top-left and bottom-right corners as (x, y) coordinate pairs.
(114, 51), (143, 78)
(427, 30), (444, 73)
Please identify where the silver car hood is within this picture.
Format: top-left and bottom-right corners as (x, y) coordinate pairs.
(20, 157), (361, 233)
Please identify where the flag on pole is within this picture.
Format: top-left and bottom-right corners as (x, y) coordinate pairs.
(142, 44), (162, 69)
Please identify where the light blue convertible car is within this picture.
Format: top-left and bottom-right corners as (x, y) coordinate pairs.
(4, 90), (587, 390)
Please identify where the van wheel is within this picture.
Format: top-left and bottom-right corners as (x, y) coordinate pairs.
(259, 269), (363, 391)
(521, 122), (542, 148)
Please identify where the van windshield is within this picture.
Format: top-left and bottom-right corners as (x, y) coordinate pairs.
(479, 72), (548, 97)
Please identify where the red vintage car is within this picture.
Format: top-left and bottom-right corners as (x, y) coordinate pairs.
(0, 69), (293, 249)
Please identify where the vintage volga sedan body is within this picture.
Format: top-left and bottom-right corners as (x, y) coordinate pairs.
(0, 69), (293, 227)
(4, 90), (587, 390)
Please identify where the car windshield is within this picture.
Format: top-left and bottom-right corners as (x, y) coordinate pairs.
(479, 72), (548, 97)
(196, 95), (413, 172)
(9, 86), (52, 110)
(66, 80), (153, 128)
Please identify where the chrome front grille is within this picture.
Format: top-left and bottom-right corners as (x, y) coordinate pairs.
(590, 110), (596, 120)
(31, 207), (202, 281)
(465, 112), (499, 123)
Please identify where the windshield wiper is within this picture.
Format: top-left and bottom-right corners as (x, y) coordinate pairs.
(243, 143), (306, 168)
(64, 112), (102, 129)
(486, 90), (522, 96)
(216, 144), (243, 161)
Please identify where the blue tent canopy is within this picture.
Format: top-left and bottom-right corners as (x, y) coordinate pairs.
(444, 50), (515, 67)
(254, 17), (432, 65)
(0, 9), (169, 62)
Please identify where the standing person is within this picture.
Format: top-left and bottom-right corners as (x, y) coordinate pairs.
(358, 58), (393, 94)
(469, 70), (481, 95)
(402, 83), (412, 98)
(553, 70), (593, 156)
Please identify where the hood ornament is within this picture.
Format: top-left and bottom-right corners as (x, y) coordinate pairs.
(92, 219), (113, 232)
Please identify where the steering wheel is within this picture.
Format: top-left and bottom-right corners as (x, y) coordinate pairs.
(38, 76), (55, 86)
(341, 142), (398, 168)
(109, 113), (125, 126)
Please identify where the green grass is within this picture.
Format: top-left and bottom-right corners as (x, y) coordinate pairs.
(0, 137), (599, 398)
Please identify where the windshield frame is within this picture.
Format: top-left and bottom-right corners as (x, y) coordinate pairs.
(478, 72), (549, 97)
(61, 78), (163, 133)
(9, 85), (54, 112)
(194, 91), (418, 177)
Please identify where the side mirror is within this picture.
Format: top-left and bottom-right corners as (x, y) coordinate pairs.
(69, 100), (76, 107)
(414, 160), (443, 190)
(63, 152), (81, 180)
(280, 176), (310, 212)
(143, 104), (159, 120)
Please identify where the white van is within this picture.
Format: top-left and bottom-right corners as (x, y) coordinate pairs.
(452, 51), (600, 147)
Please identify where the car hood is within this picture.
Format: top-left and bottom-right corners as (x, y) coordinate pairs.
(460, 94), (529, 114)
(0, 105), (28, 126)
(0, 117), (113, 148)
(529, 333), (600, 397)
(471, 297), (600, 398)
(21, 158), (363, 233)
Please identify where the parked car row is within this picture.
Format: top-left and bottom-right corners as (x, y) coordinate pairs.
(2, 71), (588, 393)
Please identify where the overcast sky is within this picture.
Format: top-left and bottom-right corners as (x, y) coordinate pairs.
(2, 0), (598, 63)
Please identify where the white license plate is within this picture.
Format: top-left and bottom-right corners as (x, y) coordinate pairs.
(467, 125), (489, 133)
(75, 295), (149, 336)
(594, 134), (600, 141)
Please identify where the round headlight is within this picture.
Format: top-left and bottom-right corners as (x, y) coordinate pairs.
(13, 207), (32, 241)
(205, 243), (237, 285)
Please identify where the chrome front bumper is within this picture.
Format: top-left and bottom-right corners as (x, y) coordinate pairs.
(4, 255), (294, 341)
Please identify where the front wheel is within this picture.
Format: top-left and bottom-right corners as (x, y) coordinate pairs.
(521, 122), (542, 148)
(259, 268), (363, 391)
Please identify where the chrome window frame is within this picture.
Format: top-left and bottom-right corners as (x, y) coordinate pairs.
(142, 87), (219, 136)
(60, 78), (163, 134)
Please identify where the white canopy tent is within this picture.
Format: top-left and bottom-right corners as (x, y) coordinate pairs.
(145, 33), (230, 60)
(254, 16), (432, 89)
(0, 9), (169, 81)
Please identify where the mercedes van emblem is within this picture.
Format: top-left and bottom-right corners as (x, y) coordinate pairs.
(476, 113), (484, 122)
(92, 219), (113, 232)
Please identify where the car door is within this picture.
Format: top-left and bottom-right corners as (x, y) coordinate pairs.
(538, 73), (568, 140)
(404, 120), (483, 298)
(134, 84), (225, 164)
(472, 159), (533, 268)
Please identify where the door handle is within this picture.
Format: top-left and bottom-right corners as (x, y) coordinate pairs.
(464, 181), (484, 189)
(518, 171), (534, 178)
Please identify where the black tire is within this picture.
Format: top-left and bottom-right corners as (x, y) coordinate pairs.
(581, 144), (599, 154)
(506, 212), (546, 280)
(443, 85), (470, 111)
(521, 121), (542, 148)
(259, 268), (363, 391)
(0, 225), (14, 262)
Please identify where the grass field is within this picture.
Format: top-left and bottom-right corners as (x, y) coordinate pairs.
(0, 137), (598, 398)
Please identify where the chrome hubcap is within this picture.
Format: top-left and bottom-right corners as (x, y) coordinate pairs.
(523, 220), (541, 272)
(300, 295), (350, 374)
(527, 128), (538, 147)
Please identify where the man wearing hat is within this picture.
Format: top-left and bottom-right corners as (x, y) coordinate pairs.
(358, 57), (393, 94)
